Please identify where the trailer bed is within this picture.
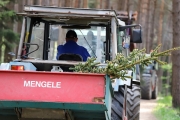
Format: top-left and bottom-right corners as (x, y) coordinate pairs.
(0, 70), (113, 120)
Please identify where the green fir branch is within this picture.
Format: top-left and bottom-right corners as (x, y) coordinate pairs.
(70, 45), (180, 80)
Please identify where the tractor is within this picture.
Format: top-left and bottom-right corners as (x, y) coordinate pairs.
(0, 6), (142, 120)
(140, 57), (158, 100)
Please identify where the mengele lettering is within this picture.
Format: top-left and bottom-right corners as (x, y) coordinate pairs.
(24, 81), (61, 88)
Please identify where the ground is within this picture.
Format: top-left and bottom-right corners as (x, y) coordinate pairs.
(140, 99), (157, 120)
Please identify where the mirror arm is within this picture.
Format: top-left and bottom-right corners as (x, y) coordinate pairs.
(119, 24), (141, 31)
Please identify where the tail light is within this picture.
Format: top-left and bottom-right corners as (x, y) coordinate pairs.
(11, 65), (24, 71)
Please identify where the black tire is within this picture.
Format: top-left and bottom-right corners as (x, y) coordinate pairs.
(141, 76), (152, 99)
(111, 87), (124, 120)
(127, 85), (141, 120)
(152, 78), (158, 99)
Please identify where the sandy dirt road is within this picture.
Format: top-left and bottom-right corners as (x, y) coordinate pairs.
(140, 99), (158, 120)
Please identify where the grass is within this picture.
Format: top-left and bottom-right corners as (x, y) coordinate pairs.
(154, 96), (180, 120)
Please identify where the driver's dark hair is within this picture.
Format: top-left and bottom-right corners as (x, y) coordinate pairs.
(66, 30), (77, 38)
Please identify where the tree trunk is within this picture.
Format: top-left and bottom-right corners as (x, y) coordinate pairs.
(27, 0), (33, 5)
(96, 0), (102, 9)
(137, 0), (149, 50)
(42, 0), (49, 6)
(83, 0), (88, 8)
(58, 0), (66, 7)
(74, 0), (79, 8)
(137, 0), (141, 24)
(65, 0), (71, 7)
(104, 0), (110, 9)
(150, 0), (157, 50)
(145, 0), (154, 53)
(113, 0), (128, 11)
(157, 0), (164, 48)
(55, 0), (60, 6)
(157, 0), (165, 94)
(127, 0), (134, 11)
(122, 0), (128, 11)
(48, 0), (59, 6)
(33, 0), (39, 5)
(172, 0), (180, 108)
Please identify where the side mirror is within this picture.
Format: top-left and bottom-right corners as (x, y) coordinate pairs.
(119, 24), (142, 43)
(131, 25), (142, 43)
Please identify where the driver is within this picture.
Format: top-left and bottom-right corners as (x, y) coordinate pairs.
(56, 30), (90, 61)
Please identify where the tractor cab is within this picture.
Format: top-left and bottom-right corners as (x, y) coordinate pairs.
(15, 5), (130, 72)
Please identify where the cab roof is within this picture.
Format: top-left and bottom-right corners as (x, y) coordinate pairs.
(17, 5), (119, 25)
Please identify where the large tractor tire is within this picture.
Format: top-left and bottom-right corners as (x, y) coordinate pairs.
(141, 76), (152, 99)
(127, 85), (141, 120)
(111, 87), (124, 120)
(152, 78), (158, 99)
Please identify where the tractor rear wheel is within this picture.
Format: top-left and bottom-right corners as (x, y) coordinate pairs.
(141, 76), (152, 99)
(111, 87), (124, 120)
(127, 85), (141, 120)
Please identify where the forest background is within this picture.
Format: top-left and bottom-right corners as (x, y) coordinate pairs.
(1, 0), (179, 108)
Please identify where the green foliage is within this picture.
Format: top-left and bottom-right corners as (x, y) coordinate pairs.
(88, 0), (96, 8)
(0, 0), (19, 62)
(161, 76), (170, 81)
(0, 0), (17, 22)
(0, 1), (9, 6)
(161, 63), (172, 73)
(154, 96), (180, 120)
(70, 44), (180, 80)
(0, 10), (17, 21)
(0, 29), (19, 42)
(69, 57), (103, 73)
(161, 63), (172, 95)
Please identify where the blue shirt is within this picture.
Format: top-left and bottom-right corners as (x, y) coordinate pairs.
(56, 41), (90, 61)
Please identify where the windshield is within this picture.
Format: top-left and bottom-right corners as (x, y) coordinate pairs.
(75, 27), (106, 62)
(28, 23), (106, 62)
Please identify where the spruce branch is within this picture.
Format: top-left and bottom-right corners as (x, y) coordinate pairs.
(70, 45), (180, 80)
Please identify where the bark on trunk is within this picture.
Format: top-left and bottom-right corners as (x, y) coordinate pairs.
(65, 0), (71, 7)
(104, 0), (110, 9)
(150, 0), (157, 50)
(172, 0), (180, 107)
(109, 0), (119, 10)
(83, 0), (88, 8)
(127, 0), (134, 11)
(123, 0), (128, 11)
(137, 0), (149, 50)
(74, 0), (79, 8)
(96, 0), (102, 9)
(157, 0), (165, 94)
(157, 0), (164, 48)
(49, 0), (60, 6)
(145, 0), (154, 53)
(27, 0), (33, 5)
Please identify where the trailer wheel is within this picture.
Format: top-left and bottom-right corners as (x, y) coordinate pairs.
(152, 78), (158, 99)
(141, 76), (152, 99)
(127, 85), (141, 120)
(111, 87), (124, 120)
